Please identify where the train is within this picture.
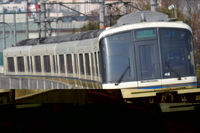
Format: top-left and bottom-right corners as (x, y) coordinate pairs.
(3, 11), (200, 102)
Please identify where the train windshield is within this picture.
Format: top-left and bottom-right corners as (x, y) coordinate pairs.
(100, 28), (195, 84)
(100, 32), (133, 83)
(160, 28), (195, 78)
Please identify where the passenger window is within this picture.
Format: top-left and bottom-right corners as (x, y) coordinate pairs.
(26, 56), (33, 72)
(7, 57), (14, 72)
(44, 55), (51, 72)
(17, 56), (24, 72)
(27, 56), (30, 72)
(85, 53), (90, 75)
(79, 54), (84, 75)
(59, 54), (65, 73)
(66, 54), (73, 73)
(74, 54), (78, 74)
(53, 55), (58, 73)
(91, 53), (94, 76)
(30, 56), (33, 72)
(35, 56), (41, 72)
(95, 52), (98, 76)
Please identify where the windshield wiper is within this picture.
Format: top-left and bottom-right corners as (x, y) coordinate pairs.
(165, 62), (181, 80)
(115, 66), (130, 86)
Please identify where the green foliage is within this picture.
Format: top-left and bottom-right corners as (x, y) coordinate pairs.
(72, 28), (78, 33)
(81, 21), (99, 32)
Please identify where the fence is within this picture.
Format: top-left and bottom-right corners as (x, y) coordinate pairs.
(0, 75), (71, 89)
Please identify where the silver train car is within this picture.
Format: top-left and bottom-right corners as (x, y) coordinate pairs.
(3, 11), (200, 103)
(3, 21), (197, 91)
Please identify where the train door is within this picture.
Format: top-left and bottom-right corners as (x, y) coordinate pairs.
(134, 40), (162, 89)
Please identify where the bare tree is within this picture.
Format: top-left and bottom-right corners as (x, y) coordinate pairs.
(183, 0), (200, 33)
(159, 0), (183, 19)
(183, 0), (200, 77)
(131, 0), (150, 11)
(104, 0), (150, 26)
(159, 0), (200, 78)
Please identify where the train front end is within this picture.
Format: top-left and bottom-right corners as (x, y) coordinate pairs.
(99, 22), (200, 102)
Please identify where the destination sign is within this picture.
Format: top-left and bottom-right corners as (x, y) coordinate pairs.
(135, 29), (156, 39)
(108, 32), (131, 42)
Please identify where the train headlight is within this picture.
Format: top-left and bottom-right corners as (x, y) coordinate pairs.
(164, 72), (170, 76)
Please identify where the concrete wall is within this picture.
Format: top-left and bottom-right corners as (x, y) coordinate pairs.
(15, 89), (89, 103)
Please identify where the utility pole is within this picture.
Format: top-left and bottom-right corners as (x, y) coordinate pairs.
(99, 0), (105, 29)
(39, 0), (46, 43)
(26, 1), (29, 39)
(13, 11), (17, 47)
(150, 0), (158, 11)
(168, 4), (177, 19)
(109, 4), (112, 27)
(47, 6), (52, 38)
(3, 12), (6, 49)
(0, 14), (12, 49)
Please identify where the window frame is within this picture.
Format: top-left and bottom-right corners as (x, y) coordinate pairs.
(17, 56), (25, 72)
(7, 57), (15, 72)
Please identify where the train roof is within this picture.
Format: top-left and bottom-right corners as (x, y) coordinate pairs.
(16, 28), (105, 46)
(99, 21), (192, 39)
(116, 11), (169, 26)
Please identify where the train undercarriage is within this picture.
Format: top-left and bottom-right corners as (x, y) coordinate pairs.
(1, 87), (200, 104)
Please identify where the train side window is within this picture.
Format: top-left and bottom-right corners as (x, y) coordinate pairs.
(17, 56), (24, 72)
(74, 54), (78, 74)
(53, 55), (58, 73)
(95, 52), (98, 76)
(35, 56), (41, 72)
(27, 56), (30, 72)
(30, 56), (33, 72)
(44, 55), (51, 72)
(59, 54), (65, 73)
(98, 51), (101, 76)
(85, 53), (90, 75)
(27, 56), (33, 72)
(66, 54), (73, 73)
(7, 57), (14, 72)
(91, 53), (94, 76)
(79, 54), (84, 75)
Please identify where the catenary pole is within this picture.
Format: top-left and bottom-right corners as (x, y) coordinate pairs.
(99, 0), (105, 29)
(150, 0), (158, 11)
(40, 0), (46, 41)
